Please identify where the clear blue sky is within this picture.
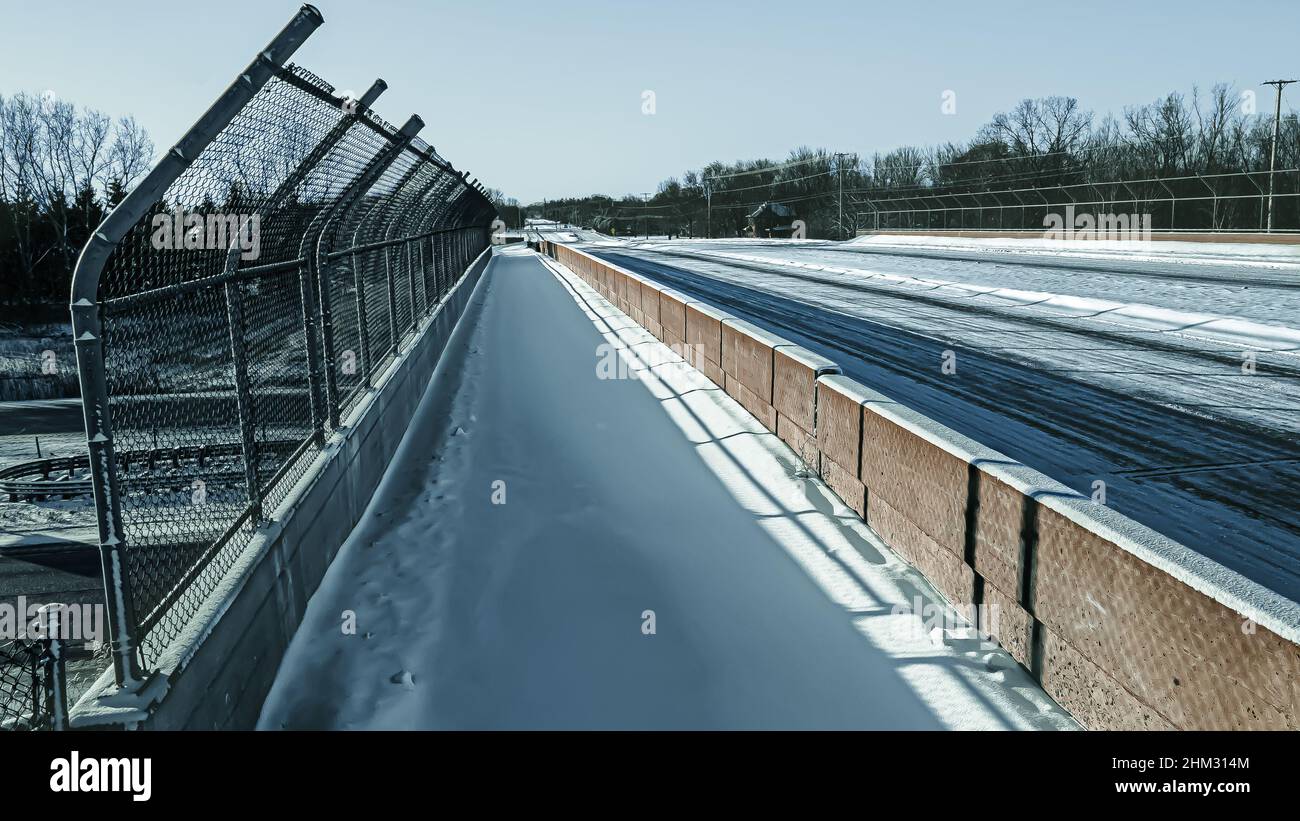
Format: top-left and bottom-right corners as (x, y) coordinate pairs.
(3, 0), (1299, 203)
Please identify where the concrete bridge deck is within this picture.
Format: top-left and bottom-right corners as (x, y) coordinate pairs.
(257, 247), (1074, 730)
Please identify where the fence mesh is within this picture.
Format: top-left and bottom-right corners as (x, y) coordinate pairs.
(30, 9), (497, 708)
(0, 639), (53, 731)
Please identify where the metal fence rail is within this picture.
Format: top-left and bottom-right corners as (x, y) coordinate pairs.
(852, 168), (1300, 233)
(43, 3), (496, 700)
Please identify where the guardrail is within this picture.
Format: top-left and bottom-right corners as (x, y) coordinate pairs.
(541, 238), (1300, 730)
(43, 3), (497, 704)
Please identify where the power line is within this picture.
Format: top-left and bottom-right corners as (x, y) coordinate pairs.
(708, 169), (834, 195)
(703, 154), (833, 181)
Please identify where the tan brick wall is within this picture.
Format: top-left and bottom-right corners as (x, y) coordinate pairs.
(640, 281), (660, 325)
(815, 378), (863, 480)
(1038, 624), (1178, 730)
(659, 291), (686, 340)
(860, 408), (969, 554)
(721, 321), (775, 404)
(1031, 503), (1300, 730)
(724, 373), (777, 432)
(776, 412), (816, 467)
(867, 493), (973, 607)
(979, 580), (1033, 667)
(968, 469), (1033, 600)
(685, 304), (723, 369)
(773, 345), (837, 432)
(821, 455), (865, 519)
(696, 355), (725, 388)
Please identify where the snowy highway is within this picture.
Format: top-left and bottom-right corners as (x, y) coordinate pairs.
(565, 235), (1300, 604)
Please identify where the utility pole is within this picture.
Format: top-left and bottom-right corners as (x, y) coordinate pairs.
(1263, 79), (1295, 232)
(834, 152), (847, 240)
(704, 176), (711, 239)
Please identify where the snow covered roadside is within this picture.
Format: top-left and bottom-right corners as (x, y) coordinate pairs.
(638, 244), (1300, 355)
(850, 233), (1300, 267)
(256, 247), (1076, 730)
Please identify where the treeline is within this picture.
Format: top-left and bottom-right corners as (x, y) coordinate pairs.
(485, 188), (523, 229)
(0, 91), (154, 306)
(532, 84), (1300, 238)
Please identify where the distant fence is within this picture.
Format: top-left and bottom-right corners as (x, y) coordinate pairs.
(854, 169), (1300, 234)
(33, 3), (498, 703)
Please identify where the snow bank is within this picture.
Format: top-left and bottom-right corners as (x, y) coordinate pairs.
(850, 232), (1300, 266)
(648, 245), (1300, 354)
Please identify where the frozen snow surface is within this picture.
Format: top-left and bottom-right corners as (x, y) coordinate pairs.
(848, 232), (1300, 264)
(257, 247), (1076, 730)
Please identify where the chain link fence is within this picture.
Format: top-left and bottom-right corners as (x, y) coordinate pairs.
(0, 633), (67, 731)
(0, 5), (497, 717)
(853, 168), (1300, 233)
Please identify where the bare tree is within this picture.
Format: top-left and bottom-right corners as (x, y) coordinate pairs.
(107, 115), (154, 189)
(0, 92), (42, 294)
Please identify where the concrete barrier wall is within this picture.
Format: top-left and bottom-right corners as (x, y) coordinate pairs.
(71, 250), (495, 730)
(542, 240), (1300, 730)
(857, 229), (1300, 244)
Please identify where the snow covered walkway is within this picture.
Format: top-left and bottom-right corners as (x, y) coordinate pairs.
(257, 246), (1076, 730)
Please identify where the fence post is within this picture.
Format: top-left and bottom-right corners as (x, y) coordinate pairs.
(440, 232), (448, 297)
(407, 238), (420, 330)
(351, 249), (372, 388)
(222, 248), (260, 521)
(385, 245), (399, 354)
(37, 606), (68, 731)
(424, 234), (434, 307)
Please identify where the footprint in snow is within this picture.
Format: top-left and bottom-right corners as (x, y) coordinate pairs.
(390, 670), (416, 689)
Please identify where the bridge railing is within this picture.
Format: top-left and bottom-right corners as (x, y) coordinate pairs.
(63, 4), (496, 692)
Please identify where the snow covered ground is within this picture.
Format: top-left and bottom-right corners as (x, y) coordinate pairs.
(0, 400), (94, 544)
(257, 246), (1076, 730)
(849, 232), (1300, 265)
(556, 233), (1300, 604)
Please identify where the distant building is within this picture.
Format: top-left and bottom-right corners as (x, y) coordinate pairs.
(593, 216), (632, 236)
(748, 201), (797, 238)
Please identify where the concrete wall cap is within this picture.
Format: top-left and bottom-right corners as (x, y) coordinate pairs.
(657, 287), (693, 303)
(684, 301), (731, 323)
(776, 343), (839, 375)
(722, 316), (791, 350)
(816, 373), (874, 405)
